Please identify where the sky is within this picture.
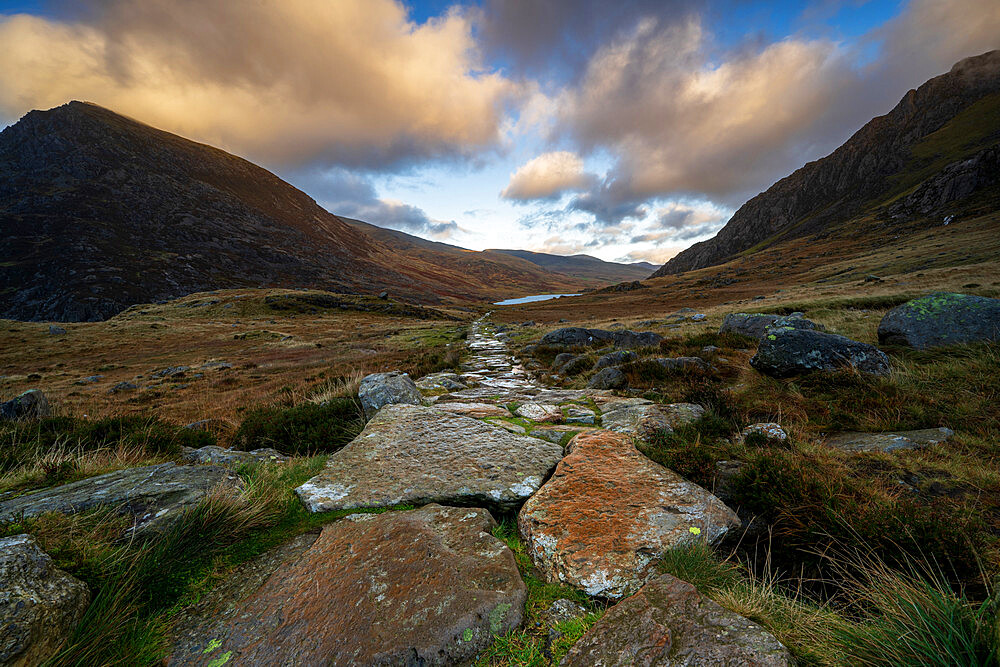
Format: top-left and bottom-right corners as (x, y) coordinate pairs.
(0, 0), (998, 264)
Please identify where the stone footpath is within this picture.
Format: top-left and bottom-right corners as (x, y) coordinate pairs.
(3, 315), (792, 666)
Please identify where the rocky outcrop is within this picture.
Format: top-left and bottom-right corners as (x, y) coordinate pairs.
(167, 504), (525, 665)
(0, 463), (242, 534)
(877, 293), (1000, 349)
(562, 573), (793, 666)
(295, 404), (563, 513)
(593, 350), (635, 370)
(719, 312), (822, 339)
(540, 327), (662, 349)
(0, 534), (91, 667)
(889, 145), (1000, 217)
(0, 390), (49, 421)
(751, 328), (890, 377)
(825, 427), (953, 452)
(518, 431), (739, 599)
(358, 371), (423, 419)
(654, 50), (1000, 276)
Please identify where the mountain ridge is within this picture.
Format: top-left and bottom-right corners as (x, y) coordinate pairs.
(0, 102), (644, 322)
(653, 49), (1000, 277)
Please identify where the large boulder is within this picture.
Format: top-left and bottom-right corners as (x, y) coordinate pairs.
(0, 390), (50, 421)
(167, 504), (525, 665)
(0, 463), (242, 534)
(750, 328), (890, 377)
(0, 534), (90, 666)
(719, 312), (822, 339)
(357, 371), (423, 419)
(562, 573), (793, 666)
(296, 404), (563, 514)
(518, 431), (739, 599)
(877, 293), (1000, 349)
(541, 327), (662, 349)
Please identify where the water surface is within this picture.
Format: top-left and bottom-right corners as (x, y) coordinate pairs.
(492, 293), (582, 306)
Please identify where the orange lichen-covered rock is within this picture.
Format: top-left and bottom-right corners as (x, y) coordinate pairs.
(518, 430), (739, 600)
(168, 504), (525, 665)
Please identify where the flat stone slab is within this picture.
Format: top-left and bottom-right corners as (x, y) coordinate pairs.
(825, 427), (954, 452)
(0, 534), (90, 666)
(562, 573), (793, 666)
(518, 430), (739, 599)
(181, 445), (287, 466)
(515, 403), (562, 423)
(435, 402), (512, 418)
(0, 463), (242, 534)
(167, 505), (525, 666)
(296, 404), (564, 513)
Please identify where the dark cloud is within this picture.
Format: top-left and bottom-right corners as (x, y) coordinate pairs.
(477, 0), (698, 81)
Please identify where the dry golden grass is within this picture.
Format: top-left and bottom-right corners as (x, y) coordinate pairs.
(0, 288), (473, 440)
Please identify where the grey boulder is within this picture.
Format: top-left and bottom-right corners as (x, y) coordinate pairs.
(587, 367), (627, 389)
(750, 328), (890, 377)
(358, 371), (423, 419)
(878, 293), (1000, 349)
(562, 574), (793, 666)
(720, 312), (822, 339)
(0, 390), (49, 421)
(295, 404), (564, 513)
(181, 446), (288, 466)
(0, 463), (242, 534)
(0, 534), (90, 667)
(593, 350), (635, 370)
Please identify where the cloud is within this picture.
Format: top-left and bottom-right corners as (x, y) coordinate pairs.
(500, 151), (595, 200)
(0, 0), (519, 168)
(288, 167), (458, 238)
(476, 0), (697, 81)
(546, 0), (1000, 223)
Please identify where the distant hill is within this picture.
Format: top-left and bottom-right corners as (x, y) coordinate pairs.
(654, 50), (1000, 277)
(486, 249), (656, 283)
(0, 102), (624, 321)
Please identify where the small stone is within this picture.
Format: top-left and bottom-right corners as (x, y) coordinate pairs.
(378, 290), (389, 299)
(108, 381), (139, 394)
(75, 375), (104, 385)
(515, 403), (562, 423)
(593, 350), (635, 370)
(655, 356), (712, 372)
(48, 325), (66, 335)
(564, 406), (596, 425)
(358, 371), (424, 419)
(740, 422), (788, 443)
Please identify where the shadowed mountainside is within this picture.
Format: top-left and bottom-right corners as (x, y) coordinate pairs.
(0, 103), (637, 322)
(654, 50), (1000, 277)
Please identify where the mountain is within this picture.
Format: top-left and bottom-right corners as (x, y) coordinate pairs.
(485, 249), (656, 283)
(653, 50), (1000, 277)
(0, 102), (624, 321)
(339, 218), (650, 290)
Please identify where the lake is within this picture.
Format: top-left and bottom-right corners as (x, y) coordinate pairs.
(492, 293), (582, 306)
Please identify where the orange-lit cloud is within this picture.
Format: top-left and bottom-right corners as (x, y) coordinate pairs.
(500, 151), (595, 200)
(0, 0), (519, 167)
